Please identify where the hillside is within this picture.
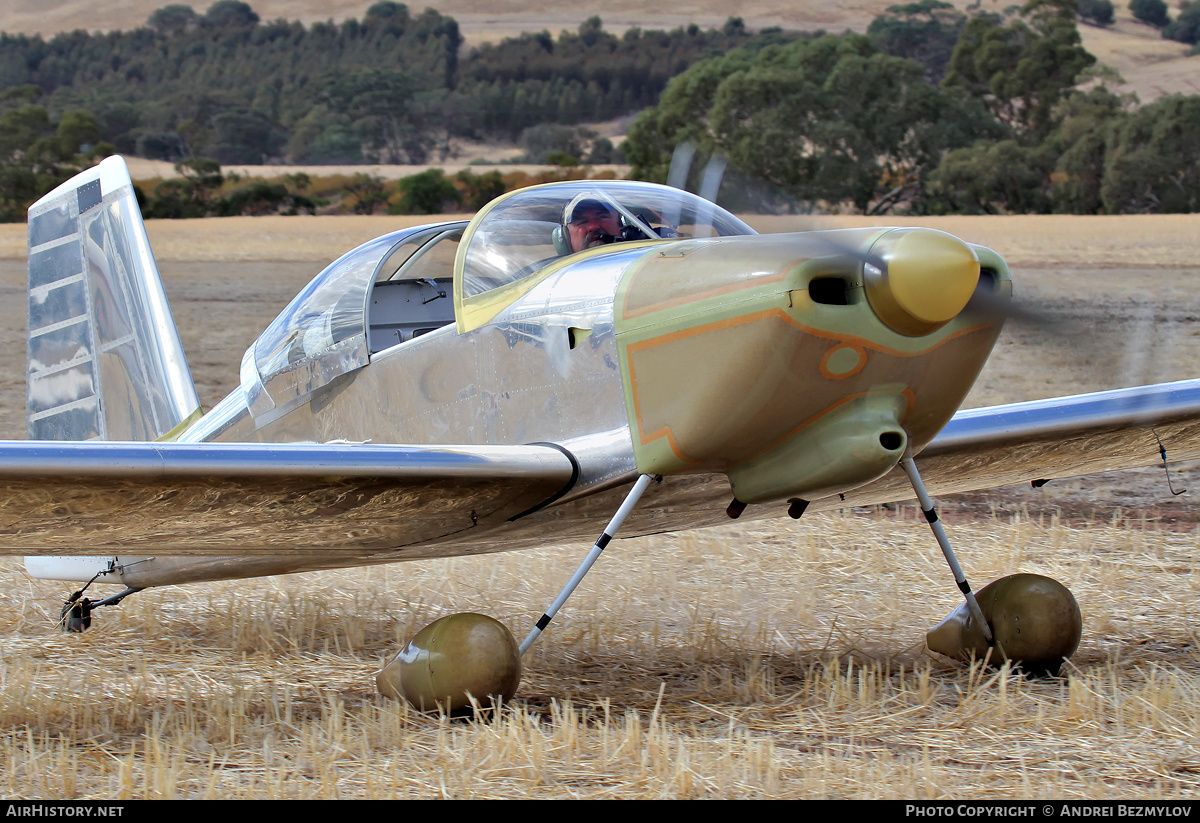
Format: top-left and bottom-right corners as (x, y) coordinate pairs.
(3, 0), (1196, 103)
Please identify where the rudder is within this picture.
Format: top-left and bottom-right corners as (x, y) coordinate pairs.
(26, 156), (200, 441)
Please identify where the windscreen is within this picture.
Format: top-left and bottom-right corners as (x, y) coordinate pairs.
(457, 181), (756, 301)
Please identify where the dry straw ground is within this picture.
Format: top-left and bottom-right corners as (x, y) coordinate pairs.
(0, 213), (1197, 798)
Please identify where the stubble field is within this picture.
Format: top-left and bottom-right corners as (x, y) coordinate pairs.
(0, 213), (1196, 798)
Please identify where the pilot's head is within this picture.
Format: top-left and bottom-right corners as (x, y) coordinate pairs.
(560, 197), (621, 253)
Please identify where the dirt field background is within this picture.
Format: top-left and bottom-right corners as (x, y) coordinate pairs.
(0, 213), (1196, 798)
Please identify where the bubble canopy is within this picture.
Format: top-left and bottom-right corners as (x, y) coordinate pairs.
(453, 181), (756, 332)
(243, 225), (446, 419)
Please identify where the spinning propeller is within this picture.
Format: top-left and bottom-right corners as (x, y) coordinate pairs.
(666, 142), (1062, 335)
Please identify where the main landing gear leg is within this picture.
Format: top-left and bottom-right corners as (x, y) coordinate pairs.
(519, 473), (657, 655)
(899, 457), (993, 645)
(59, 570), (141, 633)
(377, 474), (659, 712)
(901, 457), (1083, 674)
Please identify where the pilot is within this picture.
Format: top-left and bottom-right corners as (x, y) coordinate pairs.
(553, 197), (623, 255)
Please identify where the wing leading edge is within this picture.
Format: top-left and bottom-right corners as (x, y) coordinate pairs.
(5, 441), (576, 558)
(841, 379), (1200, 507)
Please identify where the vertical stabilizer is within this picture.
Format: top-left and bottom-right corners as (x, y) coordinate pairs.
(25, 156), (200, 441)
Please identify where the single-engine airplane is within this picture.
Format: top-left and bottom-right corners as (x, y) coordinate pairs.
(9, 156), (1200, 710)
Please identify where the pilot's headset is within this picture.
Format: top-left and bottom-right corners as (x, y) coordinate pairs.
(552, 193), (618, 255)
(553, 192), (676, 255)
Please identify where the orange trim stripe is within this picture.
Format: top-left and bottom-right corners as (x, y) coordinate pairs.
(818, 343), (868, 380)
(626, 307), (992, 360)
(625, 304), (990, 465)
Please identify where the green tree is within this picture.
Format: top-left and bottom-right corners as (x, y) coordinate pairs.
(518, 123), (593, 163)
(146, 5), (198, 35)
(926, 80), (1131, 215)
(143, 178), (208, 219)
(95, 101), (143, 155)
(1102, 94), (1200, 212)
(203, 1), (259, 29)
(627, 34), (993, 214)
(586, 137), (624, 163)
(343, 173), (390, 215)
(0, 165), (39, 222)
(287, 105), (362, 164)
(1048, 87), (1130, 213)
(0, 6), (797, 164)
(136, 131), (187, 161)
(209, 109), (286, 164)
(925, 140), (1056, 214)
(215, 181), (315, 216)
(323, 69), (436, 164)
(624, 49), (757, 183)
(0, 105), (57, 220)
(867, 0), (967, 83)
(0, 104), (116, 221)
(54, 109), (102, 157)
(943, 0), (1095, 140)
(1163, 3), (1200, 43)
(363, 1), (410, 33)
(454, 169), (506, 210)
(1129, 0), (1170, 27)
(1078, 0), (1116, 25)
(0, 104), (53, 160)
(390, 168), (462, 214)
(0, 85), (42, 111)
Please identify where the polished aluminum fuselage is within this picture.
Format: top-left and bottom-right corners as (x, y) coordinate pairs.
(27, 224), (1200, 592)
(185, 239), (640, 497)
(116, 220), (1009, 587)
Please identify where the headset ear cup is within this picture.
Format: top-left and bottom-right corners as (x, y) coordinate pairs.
(552, 225), (571, 255)
(619, 215), (640, 242)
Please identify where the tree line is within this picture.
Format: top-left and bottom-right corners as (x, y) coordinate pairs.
(0, 2), (784, 165)
(135, 160), (606, 220)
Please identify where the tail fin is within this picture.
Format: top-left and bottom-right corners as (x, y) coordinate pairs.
(25, 156), (200, 441)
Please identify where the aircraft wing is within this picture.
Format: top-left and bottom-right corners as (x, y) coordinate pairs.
(0, 441), (576, 555)
(843, 379), (1200, 507)
(8, 382), (1200, 557)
